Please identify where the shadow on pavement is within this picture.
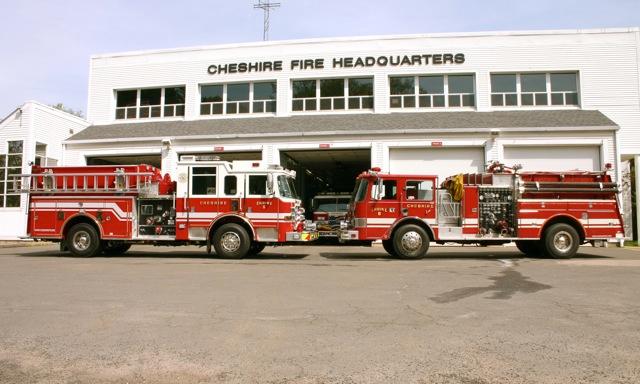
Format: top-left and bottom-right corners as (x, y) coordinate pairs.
(15, 248), (310, 260)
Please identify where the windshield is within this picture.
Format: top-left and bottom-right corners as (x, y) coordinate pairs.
(352, 179), (369, 203)
(277, 175), (299, 199)
(312, 197), (350, 212)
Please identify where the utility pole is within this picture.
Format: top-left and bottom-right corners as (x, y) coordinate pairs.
(253, 0), (281, 41)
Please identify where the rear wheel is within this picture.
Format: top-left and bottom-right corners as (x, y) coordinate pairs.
(543, 223), (580, 259)
(66, 223), (102, 257)
(392, 224), (429, 259)
(213, 223), (251, 259)
(515, 240), (545, 257)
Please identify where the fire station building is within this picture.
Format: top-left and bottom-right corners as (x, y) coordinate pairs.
(36, 28), (640, 240)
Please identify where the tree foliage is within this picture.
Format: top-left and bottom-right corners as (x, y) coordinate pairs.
(50, 103), (84, 118)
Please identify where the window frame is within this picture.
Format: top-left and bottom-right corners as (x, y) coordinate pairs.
(291, 77), (374, 112)
(190, 166), (218, 197)
(490, 72), (580, 108)
(389, 74), (476, 110)
(115, 86), (186, 120)
(200, 81), (277, 116)
(1, 140), (24, 208)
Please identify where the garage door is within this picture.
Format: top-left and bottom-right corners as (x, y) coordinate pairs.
(503, 145), (600, 172)
(389, 147), (485, 182)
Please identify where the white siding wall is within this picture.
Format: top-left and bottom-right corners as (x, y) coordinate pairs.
(86, 29), (640, 156)
(0, 102), (89, 239)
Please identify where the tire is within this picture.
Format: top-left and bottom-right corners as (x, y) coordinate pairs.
(392, 224), (429, 259)
(515, 240), (545, 257)
(382, 239), (396, 256)
(102, 242), (131, 256)
(66, 223), (102, 257)
(543, 223), (580, 259)
(213, 223), (251, 259)
(249, 242), (266, 255)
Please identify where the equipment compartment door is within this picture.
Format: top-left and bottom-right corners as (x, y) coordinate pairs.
(31, 198), (59, 235)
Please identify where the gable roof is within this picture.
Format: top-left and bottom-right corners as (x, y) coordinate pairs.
(67, 110), (618, 143)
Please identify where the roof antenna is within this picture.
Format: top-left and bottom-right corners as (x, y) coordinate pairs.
(253, 0), (281, 41)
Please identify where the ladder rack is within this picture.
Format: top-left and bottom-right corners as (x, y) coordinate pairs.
(10, 171), (157, 194)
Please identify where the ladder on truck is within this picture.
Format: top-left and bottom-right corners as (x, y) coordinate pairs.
(10, 169), (157, 194)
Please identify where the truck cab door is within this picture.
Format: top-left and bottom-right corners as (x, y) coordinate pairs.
(186, 165), (219, 241)
(244, 174), (279, 242)
(400, 177), (437, 225)
(366, 178), (401, 239)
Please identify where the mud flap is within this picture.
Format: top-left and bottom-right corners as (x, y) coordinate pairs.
(206, 236), (212, 254)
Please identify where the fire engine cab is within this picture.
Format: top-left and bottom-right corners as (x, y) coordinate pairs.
(17, 156), (316, 258)
(340, 164), (624, 259)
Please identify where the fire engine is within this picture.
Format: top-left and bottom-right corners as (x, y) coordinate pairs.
(15, 156), (316, 258)
(339, 163), (624, 259)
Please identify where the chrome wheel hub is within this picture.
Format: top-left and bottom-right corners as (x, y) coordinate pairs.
(401, 231), (422, 252)
(553, 231), (572, 252)
(221, 232), (241, 252)
(72, 231), (91, 251)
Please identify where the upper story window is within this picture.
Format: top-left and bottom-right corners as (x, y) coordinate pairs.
(390, 74), (475, 109)
(490, 72), (579, 107)
(200, 81), (276, 116)
(292, 77), (374, 112)
(1, 140), (23, 208)
(115, 86), (185, 120)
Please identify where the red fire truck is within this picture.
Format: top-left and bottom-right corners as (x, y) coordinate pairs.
(339, 163), (624, 259)
(16, 156), (316, 258)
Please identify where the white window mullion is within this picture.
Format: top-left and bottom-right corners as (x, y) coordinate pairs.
(249, 82), (254, 113)
(344, 78), (349, 109)
(136, 90), (141, 119)
(223, 84), (227, 115)
(546, 73), (551, 106)
(516, 74), (522, 106)
(160, 88), (165, 117)
(444, 75), (449, 108)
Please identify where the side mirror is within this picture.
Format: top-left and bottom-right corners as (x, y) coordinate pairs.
(267, 173), (275, 196)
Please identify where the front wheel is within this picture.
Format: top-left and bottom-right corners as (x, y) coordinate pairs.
(213, 223), (251, 259)
(392, 224), (430, 259)
(66, 223), (102, 257)
(543, 223), (580, 259)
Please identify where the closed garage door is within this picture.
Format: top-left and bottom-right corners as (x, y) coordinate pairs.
(389, 147), (485, 181)
(503, 145), (600, 172)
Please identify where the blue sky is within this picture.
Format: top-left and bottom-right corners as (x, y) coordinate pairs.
(1, 0), (638, 118)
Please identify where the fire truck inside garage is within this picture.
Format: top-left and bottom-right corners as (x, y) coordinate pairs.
(279, 147), (370, 219)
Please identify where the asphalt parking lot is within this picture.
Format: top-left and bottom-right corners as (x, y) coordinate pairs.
(0, 243), (639, 384)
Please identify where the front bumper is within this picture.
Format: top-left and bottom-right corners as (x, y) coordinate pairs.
(286, 231), (319, 242)
(339, 230), (360, 241)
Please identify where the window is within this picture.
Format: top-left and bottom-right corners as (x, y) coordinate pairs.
(277, 175), (298, 199)
(201, 85), (223, 115)
(406, 180), (433, 201)
(292, 77), (374, 112)
(224, 176), (237, 195)
(382, 180), (397, 200)
(35, 143), (46, 166)
(253, 82), (277, 113)
(490, 72), (579, 107)
(1, 140), (23, 207)
(390, 74), (475, 109)
(551, 73), (579, 106)
(248, 175), (267, 195)
(354, 180), (369, 202)
(490, 74), (517, 106)
(191, 167), (216, 195)
(200, 81), (276, 115)
(348, 78), (374, 109)
(115, 86), (185, 120)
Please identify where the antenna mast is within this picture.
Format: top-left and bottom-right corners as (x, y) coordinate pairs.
(253, 0), (281, 41)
